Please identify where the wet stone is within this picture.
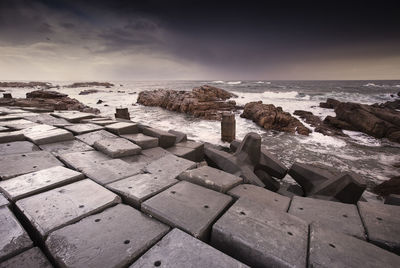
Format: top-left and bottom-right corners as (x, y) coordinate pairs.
(121, 133), (159, 149)
(0, 151), (63, 180)
(0, 247), (52, 268)
(107, 173), (179, 208)
(179, 166), (242, 193)
(16, 179), (121, 238)
(76, 129), (117, 146)
(309, 223), (400, 268)
(0, 194), (8, 207)
(51, 111), (95, 123)
(228, 184), (291, 212)
(0, 141), (39, 155)
(64, 123), (104, 135)
(106, 122), (139, 135)
(288, 196), (365, 239)
(0, 206), (33, 262)
(358, 201), (400, 254)
(23, 126), (74, 145)
(94, 137), (141, 158)
(0, 131), (25, 144)
(39, 139), (94, 157)
(142, 181), (232, 240)
(130, 228), (249, 268)
(211, 197), (308, 268)
(0, 166), (84, 201)
(59, 150), (111, 171)
(144, 154), (196, 180)
(46, 204), (169, 268)
(142, 127), (176, 148)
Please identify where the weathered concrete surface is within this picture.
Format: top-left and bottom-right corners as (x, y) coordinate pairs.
(227, 184), (291, 212)
(23, 126), (73, 145)
(358, 201), (400, 254)
(0, 141), (39, 155)
(121, 133), (158, 149)
(76, 129), (117, 146)
(385, 194), (400, 206)
(64, 123), (104, 134)
(81, 159), (143, 185)
(1, 119), (39, 130)
(179, 166), (242, 193)
(309, 223), (400, 268)
(16, 179), (121, 238)
(168, 140), (204, 162)
(258, 147), (288, 179)
(0, 166), (84, 201)
(0, 247), (52, 268)
(106, 122), (138, 135)
(141, 147), (171, 160)
(0, 131), (25, 143)
(46, 204), (169, 268)
(211, 197), (308, 268)
(0, 206), (33, 262)
(142, 181), (232, 240)
(24, 113), (72, 127)
(59, 150), (111, 171)
(39, 139), (94, 157)
(144, 154), (196, 180)
(142, 127), (176, 148)
(51, 111), (95, 123)
(94, 137), (141, 158)
(81, 118), (117, 126)
(288, 196), (365, 239)
(107, 173), (179, 208)
(131, 228), (249, 268)
(168, 129), (187, 143)
(0, 194), (8, 207)
(0, 151), (63, 180)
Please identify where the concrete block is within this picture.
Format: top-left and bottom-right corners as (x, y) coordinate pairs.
(0, 247), (52, 268)
(1, 119), (39, 130)
(0, 166), (84, 201)
(24, 114), (71, 127)
(59, 150), (111, 171)
(0, 194), (8, 207)
(168, 129), (187, 143)
(141, 147), (171, 160)
(175, 140), (204, 162)
(39, 139), (93, 157)
(82, 159), (144, 185)
(142, 181), (232, 240)
(76, 129), (117, 146)
(385, 194), (400, 206)
(142, 127), (176, 148)
(16, 179), (121, 238)
(0, 206), (33, 262)
(211, 197), (308, 268)
(94, 137), (141, 158)
(289, 196), (365, 239)
(309, 223), (400, 268)
(204, 147), (240, 174)
(277, 183), (304, 198)
(107, 173), (179, 208)
(257, 147), (288, 179)
(51, 111), (95, 123)
(121, 153), (153, 165)
(358, 201), (400, 254)
(23, 126), (74, 145)
(106, 122), (138, 135)
(145, 154), (196, 180)
(46, 204), (169, 268)
(64, 123), (104, 134)
(254, 169), (280, 191)
(130, 228), (249, 268)
(0, 141), (39, 155)
(227, 184), (291, 212)
(81, 118), (117, 126)
(179, 166), (242, 193)
(121, 133), (158, 149)
(0, 131), (25, 144)
(0, 151), (63, 180)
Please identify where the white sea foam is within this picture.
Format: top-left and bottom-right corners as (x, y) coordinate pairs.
(363, 83), (377, 87)
(227, 81), (241, 85)
(297, 132), (347, 148)
(343, 130), (382, 147)
(212, 80), (225, 84)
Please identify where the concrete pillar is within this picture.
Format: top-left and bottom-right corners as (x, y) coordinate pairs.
(3, 93), (12, 99)
(221, 112), (235, 142)
(115, 108), (130, 120)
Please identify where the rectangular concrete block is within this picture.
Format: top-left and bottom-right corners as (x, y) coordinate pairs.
(64, 123), (104, 134)
(141, 147), (171, 160)
(23, 127), (74, 145)
(106, 122), (139, 135)
(142, 181), (232, 240)
(257, 147), (288, 179)
(144, 154), (196, 180)
(0, 141), (39, 155)
(51, 111), (95, 123)
(142, 127), (176, 148)
(107, 173), (179, 208)
(179, 166), (242, 193)
(289, 196), (365, 239)
(0, 131), (25, 144)
(175, 140), (204, 161)
(81, 118), (117, 126)
(168, 129), (187, 143)
(94, 137), (141, 158)
(16, 179), (121, 238)
(76, 129), (118, 146)
(0, 151), (63, 180)
(59, 150), (111, 171)
(130, 228), (249, 268)
(24, 114), (72, 127)
(46, 204), (169, 268)
(39, 139), (94, 157)
(0, 166), (84, 201)
(121, 133), (158, 149)
(0, 206), (33, 262)
(0, 247), (52, 268)
(0, 194), (8, 207)
(1, 119), (39, 130)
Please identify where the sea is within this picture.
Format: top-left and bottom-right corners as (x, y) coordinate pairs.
(5, 80), (400, 192)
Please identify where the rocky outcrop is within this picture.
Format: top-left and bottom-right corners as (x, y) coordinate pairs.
(293, 110), (346, 136)
(79, 89), (104, 95)
(0, 81), (53, 89)
(26, 90), (67, 99)
(137, 85), (238, 120)
(65, 82), (114, 88)
(319, 98), (341, 109)
(372, 99), (400, 110)
(240, 101), (311, 135)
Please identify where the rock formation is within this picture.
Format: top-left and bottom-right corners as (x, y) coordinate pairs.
(79, 89), (105, 95)
(0, 81), (53, 89)
(66, 82), (114, 88)
(293, 110), (346, 136)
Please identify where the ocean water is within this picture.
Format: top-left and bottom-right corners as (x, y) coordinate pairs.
(4, 80), (400, 188)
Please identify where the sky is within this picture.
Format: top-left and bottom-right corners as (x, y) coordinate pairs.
(0, 0), (399, 81)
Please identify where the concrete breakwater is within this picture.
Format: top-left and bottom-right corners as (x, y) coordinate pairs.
(0, 106), (399, 267)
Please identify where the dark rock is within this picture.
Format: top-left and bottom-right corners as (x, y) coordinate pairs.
(96, 99), (103, 104)
(26, 90), (67, 98)
(323, 115), (358, 131)
(294, 110), (346, 136)
(79, 89), (104, 95)
(0, 81), (53, 89)
(319, 98), (341, 109)
(373, 99), (400, 110)
(65, 82), (114, 88)
(385, 194), (400, 206)
(3, 93), (12, 99)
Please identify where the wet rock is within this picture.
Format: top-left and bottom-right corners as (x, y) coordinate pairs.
(26, 90), (66, 99)
(293, 110), (346, 136)
(373, 99), (400, 110)
(319, 98), (341, 109)
(121, 133), (158, 149)
(39, 139), (94, 157)
(0, 141), (39, 155)
(65, 82), (114, 88)
(96, 99), (103, 104)
(94, 138), (141, 158)
(78, 89), (104, 95)
(76, 129), (117, 146)
(0, 81), (53, 89)
(0, 247), (52, 268)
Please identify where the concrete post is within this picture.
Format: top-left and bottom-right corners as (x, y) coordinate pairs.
(221, 112), (235, 142)
(115, 108), (130, 120)
(3, 93), (12, 99)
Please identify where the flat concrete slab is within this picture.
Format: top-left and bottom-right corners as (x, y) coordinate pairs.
(131, 228), (249, 268)
(121, 133), (158, 149)
(16, 179), (121, 238)
(179, 166), (242, 193)
(0, 131), (25, 144)
(211, 197), (308, 268)
(144, 154), (196, 180)
(82, 119), (117, 126)
(141, 147), (171, 160)
(107, 173), (179, 208)
(142, 181), (232, 240)
(175, 140), (204, 162)
(385, 194), (400, 206)
(309, 223), (400, 268)
(0, 166), (84, 201)
(23, 126), (74, 145)
(94, 137), (141, 158)
(0, 247), (52, 268)
(358, 201), (400, 254)
(1, 119), (39, 130)
(39, 139), (94, 157)
(64, 123), (104, 134)
(142, 127), (176, 148)
(46, 204), (169, 268)
(227, 184), (291, 212)
(24, 114), (72, 127)
(0, 141), (39, 155)
(0, 151), (63, 180)
(0, 194), (8, 207)
(0, 206), (33, 262)
(81, 159), (144, 185)
(289, 196), (365, 239)
(51, 111), (95, 123)
(59, 150), (111, 171)
(76, 129), (117, 146)
(106, 122), (138, 135)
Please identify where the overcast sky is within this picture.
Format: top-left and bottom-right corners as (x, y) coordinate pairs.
(0, 0), (399, 81)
